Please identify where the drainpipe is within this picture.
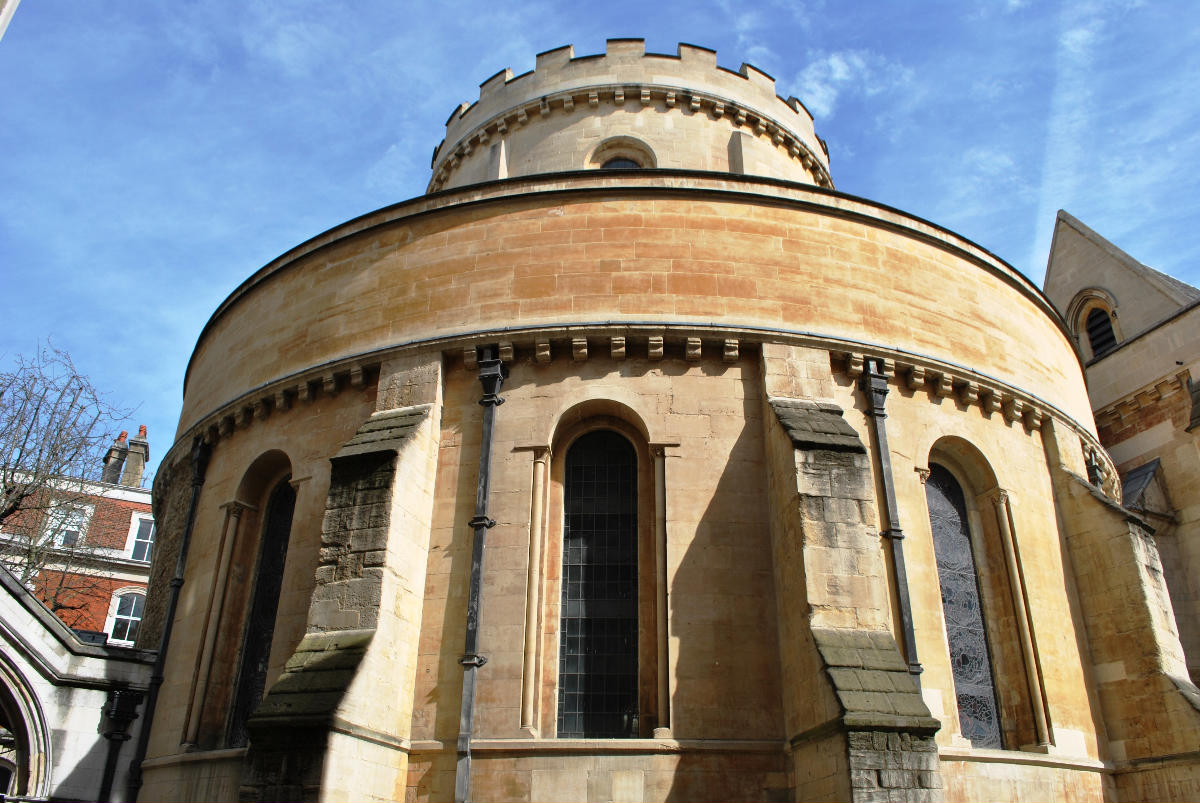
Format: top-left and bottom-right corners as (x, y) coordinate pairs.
(860, 359), (923, 681)
(454, 346), (507, 803)
(127, 436), (211, 801)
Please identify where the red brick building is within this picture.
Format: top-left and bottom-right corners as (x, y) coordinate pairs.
(0, 427), (154, 644)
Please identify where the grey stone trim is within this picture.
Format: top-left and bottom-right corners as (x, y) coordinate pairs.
(247, 629), (373, 726)
(812, 628), (941, 734)
(769, 397), (866, 453)
(333, 403), (432, 459)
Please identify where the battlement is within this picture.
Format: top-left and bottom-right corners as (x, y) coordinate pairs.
(429, 39), (831, 192)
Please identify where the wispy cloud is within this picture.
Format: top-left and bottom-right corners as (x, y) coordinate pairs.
(795, 49), (913, 120)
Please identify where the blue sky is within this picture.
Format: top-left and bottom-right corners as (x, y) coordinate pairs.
(2, 0), (1197, 479)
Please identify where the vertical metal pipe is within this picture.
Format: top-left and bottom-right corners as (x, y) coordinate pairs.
(992, 490), (1052, 746)
(127, 436), (211, 802)
(455, 346), (506, 803)
(520, 448), (548, 734)
(860, 359), (923, 681)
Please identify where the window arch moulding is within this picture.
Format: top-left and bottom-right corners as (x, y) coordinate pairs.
(920, 437), (1043, 751)
(1065, 288), (1122, 361)
(587, 136), (657, 170)
(523, 401), (674, 739)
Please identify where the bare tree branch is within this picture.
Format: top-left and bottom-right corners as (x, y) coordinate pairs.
(0, 344), (135, 611)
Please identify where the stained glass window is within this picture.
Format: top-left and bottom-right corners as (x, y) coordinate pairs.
(926, 463), (1003, 749)
(558, 430), (639, 738)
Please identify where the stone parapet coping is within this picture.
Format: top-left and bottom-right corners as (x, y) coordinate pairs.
(409, 738), (785, 755)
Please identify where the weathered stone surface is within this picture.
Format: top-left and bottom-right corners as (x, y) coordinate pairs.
(770, 398), (866, 453)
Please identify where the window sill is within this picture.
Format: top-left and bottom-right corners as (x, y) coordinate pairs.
(409, 737), (785, 755)
(938, 744), (1108, 773)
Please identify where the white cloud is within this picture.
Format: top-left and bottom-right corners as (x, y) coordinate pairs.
(795, 49), (912, 120)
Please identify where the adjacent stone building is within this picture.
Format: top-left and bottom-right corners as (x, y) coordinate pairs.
(1044, 211), (1200, 685)
(137, 41), (1200, 802)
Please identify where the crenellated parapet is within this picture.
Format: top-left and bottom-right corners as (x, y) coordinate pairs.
(428, 39), (832, 192)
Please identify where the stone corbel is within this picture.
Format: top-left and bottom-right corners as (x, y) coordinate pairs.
(723, 339), (739, 363)
(958, 382), (979, 406)
(571, 337), (588, 361)
(685, 337), (702, 361)
(535, 339), (551, 363)
(845, 353), (865, 378)
(934, 374), (953, 398)
(1003, 396), (1024, 423)
(610, 336), (626, 360)
(648, 336), (664, 361)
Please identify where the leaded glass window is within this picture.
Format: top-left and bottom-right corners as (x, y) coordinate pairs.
(228, 477), (295, 747)
(558, 430), (639, 738)
(926, 463), (1002, 749)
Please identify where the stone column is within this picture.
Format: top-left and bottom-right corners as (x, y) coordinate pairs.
(182, 501), (250, 746)
(989, 489), (1051, 748)
(520, 447), (549, 736)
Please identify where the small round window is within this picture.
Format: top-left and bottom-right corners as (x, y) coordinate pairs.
(602, 157), (641, 169)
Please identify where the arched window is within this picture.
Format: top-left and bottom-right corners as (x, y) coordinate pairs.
(1085, 307), (1118, 358)
(588, 136), (656, 171)
(227, 477), (295, 747)
(926, 463), (1003, 749)
(601, 157), (641, 169)
(105, 590), (145, 646)
(558, 430), (639, 738)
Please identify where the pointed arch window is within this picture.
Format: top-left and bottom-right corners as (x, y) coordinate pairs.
(926, 463), (1003, 749)
(558, 430), (639, 738)
(227, 477), (295, 747)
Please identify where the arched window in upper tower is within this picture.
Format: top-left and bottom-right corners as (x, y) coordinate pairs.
(1065, 288), (1121, 362)
(588, 136), (656, 171)
(1085, 307), (1118, 359)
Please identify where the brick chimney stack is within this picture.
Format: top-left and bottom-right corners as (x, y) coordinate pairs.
(101, 431), (129, 484)
(119, 425), (150, 487)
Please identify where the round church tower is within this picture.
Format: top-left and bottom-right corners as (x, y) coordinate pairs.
(137, 40), (1195, 803)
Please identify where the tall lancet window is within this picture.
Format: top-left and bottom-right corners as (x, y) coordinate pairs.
(558, 430), (639, 738)
(228, 477), (295, 747)
(926, 463), (1003, 749)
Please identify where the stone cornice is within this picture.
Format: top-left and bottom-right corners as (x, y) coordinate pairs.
(164, 325), (1106, 498)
